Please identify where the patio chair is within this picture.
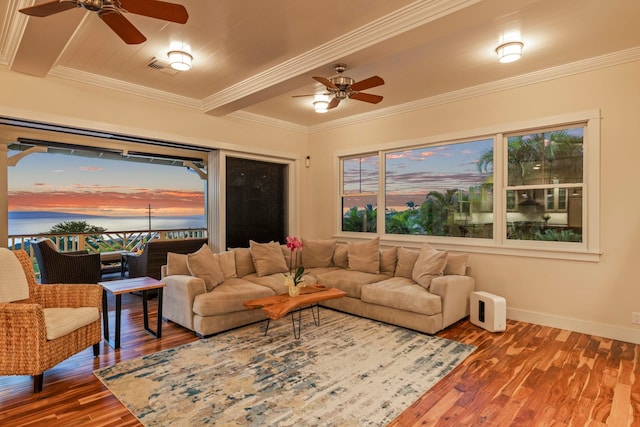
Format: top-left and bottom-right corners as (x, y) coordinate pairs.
(0, 249), (102, 392)
(31, 238), (101, 284)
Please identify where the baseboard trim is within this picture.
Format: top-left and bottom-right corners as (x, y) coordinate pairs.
(507, 308), (640, 345)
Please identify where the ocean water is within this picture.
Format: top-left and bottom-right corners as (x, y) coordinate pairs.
(9, 211), (206, 236)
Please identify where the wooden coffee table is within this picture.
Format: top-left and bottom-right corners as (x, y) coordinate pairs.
(100, 276), (166, 349)
(244, 285), (346, 338)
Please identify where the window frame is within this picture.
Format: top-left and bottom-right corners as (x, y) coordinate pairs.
(335, 110), (601, 261)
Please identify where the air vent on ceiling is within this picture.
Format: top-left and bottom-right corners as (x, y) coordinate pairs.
(146, 57), (179, 75)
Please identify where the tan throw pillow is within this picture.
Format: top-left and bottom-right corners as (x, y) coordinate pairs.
(187, 244), (225, 291)
(250, 240), (288, 277)
(0, 249), (29, 303)
(231, 247), (256, 277)
(412, 244), (448, 290)
(394, 247), (420, 278)
(166, 252), (190, 276)
(379, 246), (398, 275)
(445, 253), (469, 276)
(348, 238), (380, 274)
(301, 238), (335, 268)
(215, 251), (237, 279)
(332, 244), (348, 269)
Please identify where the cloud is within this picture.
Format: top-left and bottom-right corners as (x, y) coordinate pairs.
(79, 166), (103, 172)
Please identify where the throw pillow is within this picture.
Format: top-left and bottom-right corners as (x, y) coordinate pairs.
(230, 247), (256, 277)
(444, 252), (469, 276)
(394, 247), (420, 278)
(187, 244), (225, 291)
(301, 238), (335, 268)
(0, 248), (29, 303)
(347, 237), (380, 274)
(332, 244), (349, 269)
(379, 246), (398, 275)
(166, 252), (190, 276)
(412, 244), (448, 290)
(249, 240), (289, 277)
(215, 251), (237, 279)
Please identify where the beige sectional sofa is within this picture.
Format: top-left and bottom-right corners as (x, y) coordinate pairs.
(161, 237), (475, 337)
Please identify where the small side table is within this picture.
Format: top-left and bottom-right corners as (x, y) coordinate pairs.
(100, 277), (166, 349)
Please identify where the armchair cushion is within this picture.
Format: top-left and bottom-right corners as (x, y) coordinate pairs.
(43, 307), (100, 340)
(0, 248), (29, 303)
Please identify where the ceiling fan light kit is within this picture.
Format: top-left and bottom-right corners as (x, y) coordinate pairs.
(496, 41), (524, 63)
(296, 63), (384, 112)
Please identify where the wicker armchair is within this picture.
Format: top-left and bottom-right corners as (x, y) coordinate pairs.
(0, 249), (102, 392)
(31, 238), (101, 284)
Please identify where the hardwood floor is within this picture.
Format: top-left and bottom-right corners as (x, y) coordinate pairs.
(1, 294), (638, 426)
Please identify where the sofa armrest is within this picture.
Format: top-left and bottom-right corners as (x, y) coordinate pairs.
(162, 275), (206, 331)
(430, 275), (475, 329)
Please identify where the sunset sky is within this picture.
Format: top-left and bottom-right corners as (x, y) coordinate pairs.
(343, 139), (493, 210)
(8, 150), (205, 217)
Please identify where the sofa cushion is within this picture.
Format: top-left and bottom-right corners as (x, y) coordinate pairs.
(379, 247), (398, 276)
(412, 244), (448, 290)
(348, 237), (380, 274)
(332, 244), (348, 269)
(301, 238), (335, 268)
(394, 247), (419, 278)
(192, 278), (275, 316)
(187, 244), (225, 291)
(361, 277), (442, 316)
(166, 252), (190, 276)
(316, 269), (389, 298)
(250, 241), (288, 277)
(243, 273), (288, 294)
(445, 252), (469, 276)
(231, 247), (256, 277)
(215, 251), (237, 279)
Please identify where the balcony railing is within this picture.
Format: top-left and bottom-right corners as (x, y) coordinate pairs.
(8, 228), (208, 277)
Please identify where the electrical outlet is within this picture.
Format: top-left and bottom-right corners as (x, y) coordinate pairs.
(633, 312), (640, 325)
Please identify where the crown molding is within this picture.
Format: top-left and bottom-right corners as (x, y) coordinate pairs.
(48, 66), (204, 110)
(0, 0), (31, 65)
(200, 0), (481, 111)
(227, 111), (309, 134)
(307, 46), (640, 134)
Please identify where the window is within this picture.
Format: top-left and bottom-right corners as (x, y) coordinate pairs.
(337, 110), (599, 260)
(341, 154), (378, 233)
(505, 126), (584, 242)
(384, 139), (493, 238)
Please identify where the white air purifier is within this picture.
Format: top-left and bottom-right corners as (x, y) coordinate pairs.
(470, 291), (506, 332)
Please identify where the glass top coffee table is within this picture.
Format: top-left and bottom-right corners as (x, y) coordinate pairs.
(244, 285), (346, 339)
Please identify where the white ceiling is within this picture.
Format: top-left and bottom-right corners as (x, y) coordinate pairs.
(2, 0), (640, 130)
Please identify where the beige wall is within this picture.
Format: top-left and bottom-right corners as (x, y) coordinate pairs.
(1, 60), (638, 344)
(307, 60), (640, 344)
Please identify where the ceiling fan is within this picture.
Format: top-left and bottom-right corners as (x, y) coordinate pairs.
(19, 0), (189, 45)
(294, 63), (384, 110)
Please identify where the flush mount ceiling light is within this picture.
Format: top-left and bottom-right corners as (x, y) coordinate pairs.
(313, 94), (330, 113)
(168, 50), (193, 71)
(496, 41), (524, 63)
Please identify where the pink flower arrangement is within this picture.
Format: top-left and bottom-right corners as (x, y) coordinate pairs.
(285, 236), (306, 286)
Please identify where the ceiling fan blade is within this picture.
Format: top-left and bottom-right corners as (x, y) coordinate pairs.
(350, 92), (383, 104)
(327, 98), (340, 109)
(349, 76), (384, 92)
(313, 76), (338, 90)
(99, 11), (146, 44)
(19, 0), (77, 17)
(119, 0), (189, 24)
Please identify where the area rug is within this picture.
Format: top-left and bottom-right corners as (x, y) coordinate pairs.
(94, 310), (475, 426)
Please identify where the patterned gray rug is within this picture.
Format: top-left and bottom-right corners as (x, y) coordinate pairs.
(94, 310), (475, 426)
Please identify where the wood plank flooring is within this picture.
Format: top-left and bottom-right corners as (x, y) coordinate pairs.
(1, 293), (638, 426)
